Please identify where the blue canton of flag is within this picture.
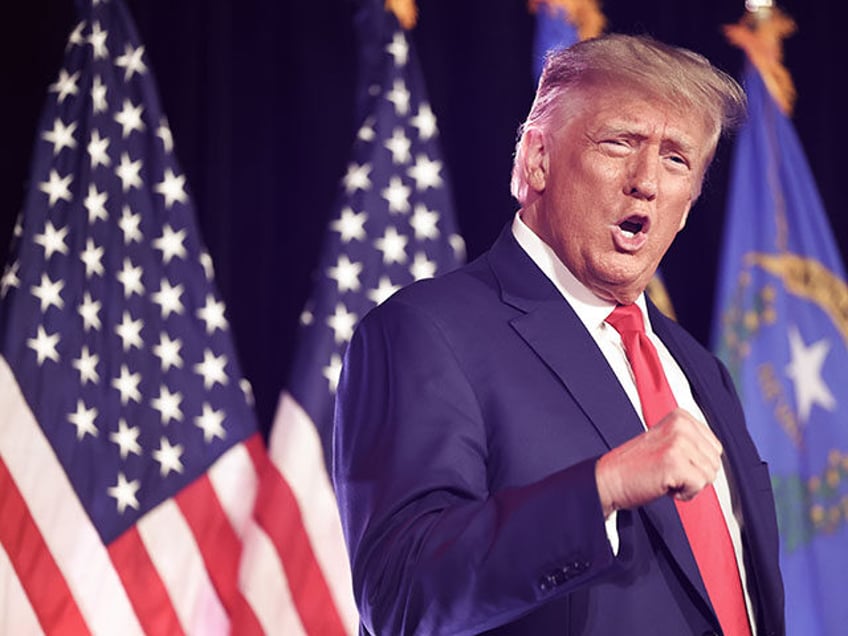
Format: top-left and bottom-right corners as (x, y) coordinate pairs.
(0, 1), (267, 633)
(283, 1), (465, 465)
(712, 64), (848, 636)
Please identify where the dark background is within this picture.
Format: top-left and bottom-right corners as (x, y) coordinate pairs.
(2, 1), (845, 430)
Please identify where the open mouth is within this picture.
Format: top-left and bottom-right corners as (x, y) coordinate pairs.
(618, 215), (649, 237)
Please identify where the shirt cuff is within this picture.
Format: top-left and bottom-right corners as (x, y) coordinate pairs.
(605, 510), (620, 555)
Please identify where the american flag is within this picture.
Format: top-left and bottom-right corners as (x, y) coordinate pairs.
(0, 0), (309, 633)
(252, 2), (465, 634)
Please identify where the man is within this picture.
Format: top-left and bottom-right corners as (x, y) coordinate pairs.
(333, 34), (785, 635)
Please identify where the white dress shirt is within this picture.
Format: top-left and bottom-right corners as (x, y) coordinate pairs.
(511, 213), (756, 632)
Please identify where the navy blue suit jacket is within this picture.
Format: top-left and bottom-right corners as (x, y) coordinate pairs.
(333, 226), (784, 635)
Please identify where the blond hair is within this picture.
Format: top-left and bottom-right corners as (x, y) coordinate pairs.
(510, 34), (746, 204)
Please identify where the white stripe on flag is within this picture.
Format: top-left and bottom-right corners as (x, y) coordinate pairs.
(270, 391), (359, 632)
(239, 519), (307, 636)
(137, 498), (228, 635)
(208, 441), (258, 536)
(0, 542), (43, 636)
(0, 356), (144, 635)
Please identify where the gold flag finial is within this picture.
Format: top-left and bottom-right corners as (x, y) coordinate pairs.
(529, 0), (606, 41)
(724, 4), (797, 115)
(385, 0), (417, 30)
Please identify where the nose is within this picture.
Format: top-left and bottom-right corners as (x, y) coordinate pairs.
(625, 149), (658, 201)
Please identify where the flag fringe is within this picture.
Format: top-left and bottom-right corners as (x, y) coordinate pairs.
(385, 0), (418, 30)
(646, 277), (677, 321)
(529, 0), (606, 41)
(724, 7), (797, 115)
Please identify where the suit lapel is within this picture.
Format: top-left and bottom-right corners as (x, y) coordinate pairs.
(488, 227), (643, 451)
(488, 227), (715, 616)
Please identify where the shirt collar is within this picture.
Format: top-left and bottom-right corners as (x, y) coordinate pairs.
(511, 211), (652, 334)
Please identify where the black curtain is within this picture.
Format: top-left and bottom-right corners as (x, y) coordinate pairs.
(3, 0), (845, 431)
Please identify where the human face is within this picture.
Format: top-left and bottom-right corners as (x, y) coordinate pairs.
(522, 84), (715, 305)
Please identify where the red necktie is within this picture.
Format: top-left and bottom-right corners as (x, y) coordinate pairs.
(606, 304), (752, 636)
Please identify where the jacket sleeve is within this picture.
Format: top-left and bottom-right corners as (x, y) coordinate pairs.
(332, 299), (621, 635)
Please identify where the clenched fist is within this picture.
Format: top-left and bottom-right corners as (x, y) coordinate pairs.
(595, 408), (723, 518)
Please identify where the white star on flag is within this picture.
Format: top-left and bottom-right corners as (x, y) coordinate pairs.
(87, 129), (112, 168)
(153, 168), (188, 209)
(785, 325), (837, 423)
(49, 69), (80, 103)
(72, 345), (101, 385)
(152, 437), (184, 477)
(387, 78), (411, 115)
(410, 103), (438, 141)
(68, 399), (99, 440)
(194, 403), (226, 443)
(115, 43), (147, 81)
(381, 175), (411, 213)
(39, 169), (73, 206)
(111, 364), (143, 406)
(114, 311), (144, 352)
(34, 221), (70, 259)
(327, 254), (363, 293)
(326, 303), (358, 344)
(331, 207), (368, 243)
(115, 152), (143, 191)
(109, 419), (142, 460)
(407, 154), (444, 190)
(193, 349), (229, 390)
(150, 385), (184, 425)
(26, 325), (60, 365)
(196, 295), (229, 334)
(118, 205), (142, 244)
(107, 472), (141, 514)
(374, 226), (408, 264)
(152, 332), (183, 372)
(151, 279), (185, 318)
(113, 98), (145, 138)
(80, 238), (105, 277)
(31, 273), (65, 312)
(87, 21), (109, 59)
(343, 162), (372, 194)
(42, 118), (78, 155)
(78, 291), (102, 331)
(385, 127), (412, 164)
(152, 224), (187, 263)
(83, 183), (109, 222)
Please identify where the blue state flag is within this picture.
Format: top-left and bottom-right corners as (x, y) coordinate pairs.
(713, 64), (848, 635)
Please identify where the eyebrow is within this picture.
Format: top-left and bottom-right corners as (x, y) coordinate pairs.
(598, 120), (700, 157)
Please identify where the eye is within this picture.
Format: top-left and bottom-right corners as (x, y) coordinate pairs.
(599, 139), (630, 155)
(664, 153), (690, 171)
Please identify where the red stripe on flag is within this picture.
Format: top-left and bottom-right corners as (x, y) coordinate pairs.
(176, 472), (263, 636)
(108, 526), (184, 636)
(0, 458), (90, 635)
(244, 436), (348, 636)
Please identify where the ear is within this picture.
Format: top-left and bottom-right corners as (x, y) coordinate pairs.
(522, 127), (549, 193)
(677, 201), (692, 231)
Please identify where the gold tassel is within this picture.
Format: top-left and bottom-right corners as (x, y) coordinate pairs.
(385, 0), (418, 30)
(646, 276), (677, 321)
(724, 6), (797, 116)
(528, 0), (606, 41)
